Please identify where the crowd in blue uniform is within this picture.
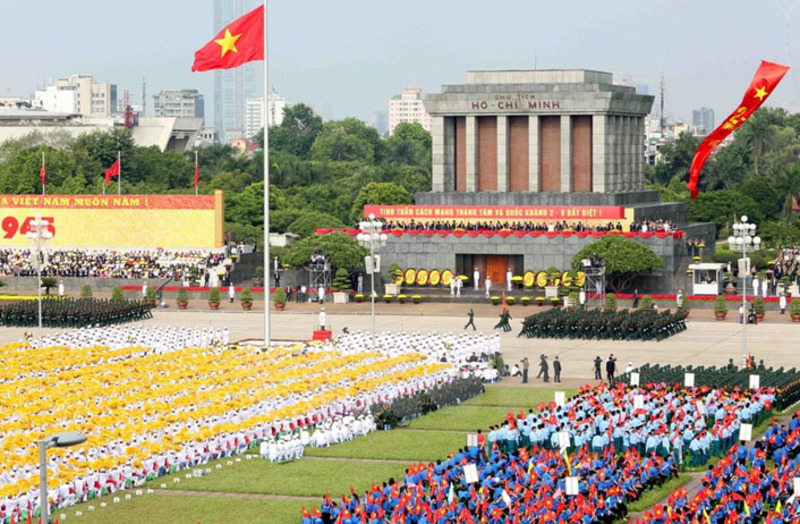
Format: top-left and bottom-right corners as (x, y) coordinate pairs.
(304, 381), (784, 524)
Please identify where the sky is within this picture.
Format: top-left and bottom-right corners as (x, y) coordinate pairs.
(1, 0), (800, 125)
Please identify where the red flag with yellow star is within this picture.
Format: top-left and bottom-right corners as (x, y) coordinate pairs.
(686, 60), (789, 199)
(192, 4), (264, 72)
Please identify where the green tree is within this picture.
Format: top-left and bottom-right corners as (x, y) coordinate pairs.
(737, 114), (774, 176)
(287, 211), (347, 238)
(269, 104), (323, 159)
(686, 189), (764, 232)
(571, 236), (664, 293)
(652, 131), (699, 185)
(283, 233), (367, 271)
(310, 118), (382, 163)
(350, 182), (412, 224)
(385, 122), (432, 167)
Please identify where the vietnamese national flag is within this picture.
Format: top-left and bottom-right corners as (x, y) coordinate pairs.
(39, 154), (46, 187)
(104, 158), (120, 186)
(686, 60), (789, 199)
(192, 5), (264, 72)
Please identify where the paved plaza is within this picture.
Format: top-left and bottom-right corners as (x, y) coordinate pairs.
(4, 299), (798, 383)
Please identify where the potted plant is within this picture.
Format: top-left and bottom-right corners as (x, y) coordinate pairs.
(506, 297), (516, 306)
(568, 291), (579, 309)
(41, 277), (58, 295)
(790, 298), (800, 322)
(355, 293), (365, 303)
(412, 295), (422, 304)
(253, 266), (265, 288)
(383, 294), (393, 303)
(521, 296), (530, 306)
(490, 295), (500, 306)
(111, 286), (125, 303)
(780, 276), (792, 297)
(273, 287), (287, 310)
(176, 287), (189, 310)
(550, 296), (561, 307)
(80, 285), (93, 299)
(208, 287), (221, 310)
(398, 294), (407, 304)
(145, 287), (158, 308)
(544, 266), (561, 299)
(714, 295), (728, 321)
(639, 295), (654, 312)
(332, 268), (352, 304)
(240, 287), (253, 311)
(511, 276), (523, 289)
(753, 296), (765, 321)
(535, 297), (545, 306)
(384, 264), (403, 295)
(678, 299), (691, 319)
(603, 293), (617, 313)
(723, 273), (736, 295)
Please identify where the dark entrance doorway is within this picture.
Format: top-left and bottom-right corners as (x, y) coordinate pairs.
(456, 255), (523, 286)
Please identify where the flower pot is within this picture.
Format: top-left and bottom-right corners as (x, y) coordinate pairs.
(714, 311), (727, 321)
(208, 301), (220, 310)
(177, 301), (188, 310)
(755, 312), (765, 322)
(274, 302), (286, 311)
(682, 311), (690, 319)
(723, 286), (736, 296)
(146, 299), (157, 309)
(791, 313), (800, 323)
(241, 302), (253, 311)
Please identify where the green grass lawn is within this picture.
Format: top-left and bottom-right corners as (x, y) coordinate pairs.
(59, 494), (312, 524)
(462, 384), (577, 408)
(304, 429), (463, 461)
(405, 405), (515, 432)
(146, 456), (408, 499)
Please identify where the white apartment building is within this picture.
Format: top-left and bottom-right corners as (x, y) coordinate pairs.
(244, 90), (286, 138)
(388, 87), (431, 135)
(153, 89), (205, 119)
(47, 75), (117, 118)
(34, 85), (79, 113)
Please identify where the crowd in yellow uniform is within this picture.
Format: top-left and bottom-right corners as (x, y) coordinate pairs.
(0, 327), (497, 521)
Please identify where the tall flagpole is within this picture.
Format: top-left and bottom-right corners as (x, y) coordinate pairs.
(117, 150), (121, 195)
(195, 150), (199, 196)
(263, 0), (271, 347)
(41, 151), (45, 195)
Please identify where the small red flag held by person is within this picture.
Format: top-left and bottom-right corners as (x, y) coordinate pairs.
(104, 158), (120, 186)
(686, 60), (789, 199)
(192, 5), (264, 72)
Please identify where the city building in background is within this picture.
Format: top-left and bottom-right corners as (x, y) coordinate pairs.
(35, 75), (117, 117)
(692, 107), (715, 134)
(389, 87), (431, 134)
(153, 89), (205, 120)
(213, 0), (264, 141)
(244, 89), (285, 138)
(368, 110), (388, 136)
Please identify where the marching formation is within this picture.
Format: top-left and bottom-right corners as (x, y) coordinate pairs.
(518, 308), (687, 342)
(0, 298), (152, 328)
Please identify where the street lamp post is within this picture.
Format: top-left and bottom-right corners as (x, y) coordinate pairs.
(25, 215), (53, 339)
(40, 432), (87, 524)
(728, 215), (761, 370)
(357, 214), (387, 348)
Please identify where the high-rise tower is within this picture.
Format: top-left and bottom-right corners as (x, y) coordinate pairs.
(213, 0), (264, 141)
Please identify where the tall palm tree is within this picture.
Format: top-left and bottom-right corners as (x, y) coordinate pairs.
(738, 116), (772, 176)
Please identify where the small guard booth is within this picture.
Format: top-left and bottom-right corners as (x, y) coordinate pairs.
(689, 263), (726, 296)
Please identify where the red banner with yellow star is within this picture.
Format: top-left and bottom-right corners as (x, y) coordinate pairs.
(192, 4), (264, 72)
(686, 60), (789, 199)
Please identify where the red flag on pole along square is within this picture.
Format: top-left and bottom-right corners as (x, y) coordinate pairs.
(192, 5), (264, 72)
(104, 158), (120, 185)
(686, 60), (789, 199)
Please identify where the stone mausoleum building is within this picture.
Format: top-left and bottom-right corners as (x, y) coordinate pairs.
(332, 70), (715, 292)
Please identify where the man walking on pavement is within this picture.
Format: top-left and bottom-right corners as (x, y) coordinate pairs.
(521, 357), (529, 383)
(539, 354), (550, 383)
(553, 356), (562, 383)
(464, 309), (476, 331)
(593, 356), (603, 380)
(606, 354), (617, 382)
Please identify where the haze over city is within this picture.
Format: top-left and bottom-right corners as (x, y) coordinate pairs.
(1, 0), (800, 123)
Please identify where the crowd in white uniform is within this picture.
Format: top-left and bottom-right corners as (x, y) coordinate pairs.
(0, 328), (499, 521)
(319, 330), (501, 382)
